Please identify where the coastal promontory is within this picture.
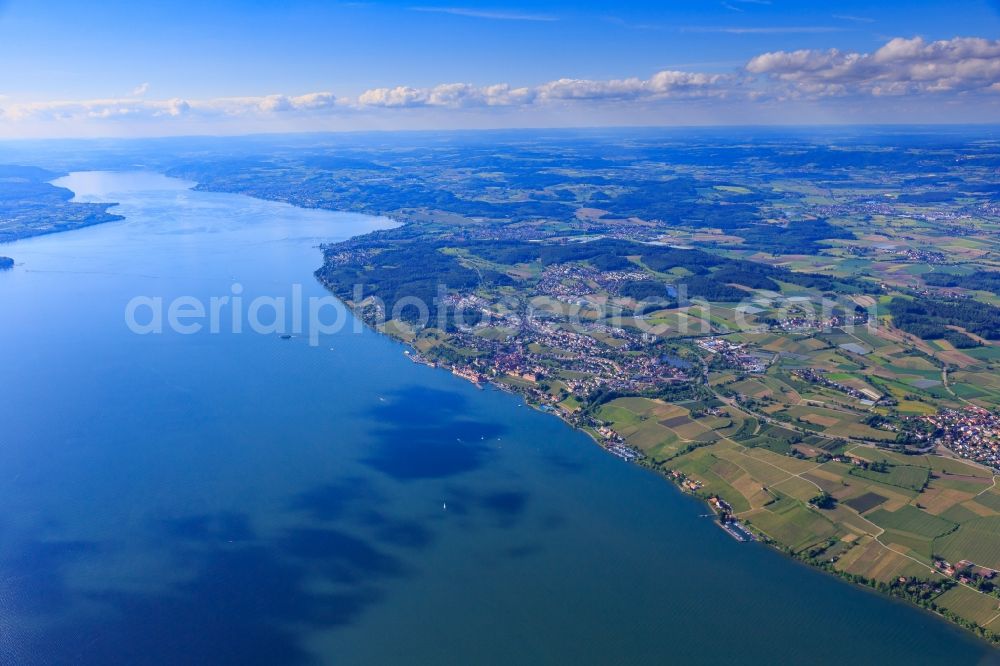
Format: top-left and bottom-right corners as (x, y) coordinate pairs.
(0, 165), (122, 242)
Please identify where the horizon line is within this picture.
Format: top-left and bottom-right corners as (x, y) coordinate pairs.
(2, 121), (1000, 144)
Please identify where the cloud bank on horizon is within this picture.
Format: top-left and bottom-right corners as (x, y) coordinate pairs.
(2, 36), (1000, 136)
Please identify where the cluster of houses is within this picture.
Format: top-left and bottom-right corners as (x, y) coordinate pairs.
(697, 337), (771, 373)
(668, 469), (704, 493)
(792, 368), (883, 404)
(829, 199), (970, 227)
(982, 202), (1000, 217)
(923, 407), (1000, 470)
(489, 351), (545, 383)
(534, 263), (601, 301)
(428, 296), (692, 399)
(440, 292), (491, 313)
(534, 262), (653, 304)
(429, 320), (691, 408)
(323, 246), (376, 267)
(708, 495), (733, 514)
(769, 310), (870, 333)
(843, 244), (947, 265)
(912, 287), (974, 301)
(934, 558), (997, 586)
(585, 424), (644, 461)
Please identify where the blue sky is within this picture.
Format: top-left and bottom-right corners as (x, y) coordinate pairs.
(1, 0), (999, 136)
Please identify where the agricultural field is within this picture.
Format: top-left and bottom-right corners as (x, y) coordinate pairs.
(936, 517), (1000, 570)
(866, 505), (957, 538)
(638, 396), (1000, 641)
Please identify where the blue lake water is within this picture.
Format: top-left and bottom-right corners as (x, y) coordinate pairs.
(0, 171), (996, 664)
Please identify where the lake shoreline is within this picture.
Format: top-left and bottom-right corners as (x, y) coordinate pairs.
(302, 209), (1000, 651)
(11, 167), (996, 660)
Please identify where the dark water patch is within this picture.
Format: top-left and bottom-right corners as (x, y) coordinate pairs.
(480, 490), (529, 528)
(289, 476), (382, 523)
(364, 511), (435, 549)
(72, 546), (357, 666)
(541, 450), (588, 474)
(374, 385), (469, 416)
(281, 527), (407, 583)
(439, 485), (533, 530)
(361, 386), (506, 480)
(289, 478), (436, 551)
(13, 533), (395, 665)
(362, 434), (490, 480)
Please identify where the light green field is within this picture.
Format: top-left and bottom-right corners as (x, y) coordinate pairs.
(849, 464), (930, 492)
(935, 516), (1000, 569)
(745, 496), (839, 552)
(866, 505), (958, 539)
(935, 586), (1000, 626)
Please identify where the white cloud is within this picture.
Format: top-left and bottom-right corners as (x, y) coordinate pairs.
(2, 36), (999, 134)
(832, 14), (874, 24)
(289, 92), (339, 110)
(1, 92), (340, 122)
(410, 6), (557, 21)
(684, 25), (842, 34)
(535, 77), (647, 101)
(648, 70), (725, 93)
(356, 70), (725, 108)
(356, 82), (538, 108)
(131, 82), (150, 96)
(747, 36), (1000, 96)
(357, 86), (428, 107)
